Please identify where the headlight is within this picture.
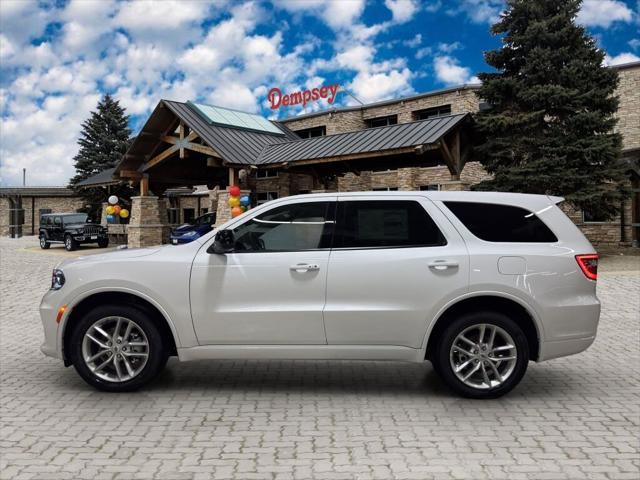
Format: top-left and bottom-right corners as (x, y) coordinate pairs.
(182, 231), (198, 237)
(74, 229), (83, 234)
(51, 269), (65, 290)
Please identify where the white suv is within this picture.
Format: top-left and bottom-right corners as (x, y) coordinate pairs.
(40, 192), (600, 398)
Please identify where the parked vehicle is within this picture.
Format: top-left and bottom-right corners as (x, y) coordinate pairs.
(40, 192), (600, 398)
(39, 213), (109, 251)
(170, 212), (216, 244)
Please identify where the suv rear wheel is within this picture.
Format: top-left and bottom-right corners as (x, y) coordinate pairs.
(64, 234), (77, 251)
(433, 311), (529, 399)
(39, 234), (50, 249)
(69, 304), (168, 392)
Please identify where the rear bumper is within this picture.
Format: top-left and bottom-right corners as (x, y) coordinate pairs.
(538, 335), (596, 361)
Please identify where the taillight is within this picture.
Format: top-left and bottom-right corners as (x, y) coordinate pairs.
(576, 254), (598, 281)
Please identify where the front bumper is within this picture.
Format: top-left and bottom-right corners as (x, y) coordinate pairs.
(72, 234), (108, 242)
(39, 289), (64, 360)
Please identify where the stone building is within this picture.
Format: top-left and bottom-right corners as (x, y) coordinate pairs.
(0, 187), (85, 237)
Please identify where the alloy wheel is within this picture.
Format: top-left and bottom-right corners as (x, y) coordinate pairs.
(81, 316), (150, 382)
(449, 323), (518, 390)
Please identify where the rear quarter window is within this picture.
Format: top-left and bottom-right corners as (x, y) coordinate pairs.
(443, 201), (557, 243)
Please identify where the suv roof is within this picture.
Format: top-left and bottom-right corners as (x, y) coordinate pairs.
(41, 213), (86, 217)
(272, 191), (564, 210)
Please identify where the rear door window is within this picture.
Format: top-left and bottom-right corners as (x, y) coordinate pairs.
(334, 200), (446, 249)
(443, 201), (557, 242)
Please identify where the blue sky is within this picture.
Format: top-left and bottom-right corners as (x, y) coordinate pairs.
(1, 0), (638, 186)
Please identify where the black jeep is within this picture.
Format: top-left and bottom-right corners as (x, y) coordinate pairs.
(39, 213), (109, 251)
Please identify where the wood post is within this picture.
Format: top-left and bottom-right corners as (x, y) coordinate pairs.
(140, 174), (149, 196)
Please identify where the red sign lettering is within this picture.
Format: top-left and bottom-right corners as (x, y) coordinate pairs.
(268, 84), (340, 110)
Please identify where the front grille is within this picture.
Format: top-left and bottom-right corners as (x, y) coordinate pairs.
(83, 225), (103, 235)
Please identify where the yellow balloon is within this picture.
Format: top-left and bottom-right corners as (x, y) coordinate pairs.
(228, 196), (240, 207)
(119, 209), (129, 219)
(105, 206), (115, 215)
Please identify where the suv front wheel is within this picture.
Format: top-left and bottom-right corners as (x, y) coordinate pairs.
(64, 234), (77, 251)
(433, 311), (529, 399)
(69, 305), (168, 392)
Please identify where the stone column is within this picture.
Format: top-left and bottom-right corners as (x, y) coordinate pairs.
(100, 202), (108, 226)
(127, 196), (167, 248)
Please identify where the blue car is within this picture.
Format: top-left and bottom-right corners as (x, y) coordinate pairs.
(170, 212), (216, 244)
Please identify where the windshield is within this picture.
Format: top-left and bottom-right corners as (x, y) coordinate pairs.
(63, 214), (88, 225)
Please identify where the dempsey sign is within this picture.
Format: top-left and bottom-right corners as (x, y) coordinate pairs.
(268, 84), (340, 110)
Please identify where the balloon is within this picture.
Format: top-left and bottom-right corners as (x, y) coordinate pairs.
(240, 205), (247, 212)
(231, 206), (243, 218)
(108, 195), (118, 205)
(228, 196), (240, 207)
(106, 214), (116, 223)
(229, 185), (241, 197)
(240, 195), (250, 206)
(119, 209), (129, 219)
(105, 206), (115, 215)
(113, 205), (122, 215)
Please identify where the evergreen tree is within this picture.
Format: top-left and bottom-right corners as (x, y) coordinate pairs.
(473, 0), (626, 218)
(69, 95), (132, 217)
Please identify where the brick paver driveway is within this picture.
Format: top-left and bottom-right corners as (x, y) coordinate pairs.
(1, 236), (639, 480)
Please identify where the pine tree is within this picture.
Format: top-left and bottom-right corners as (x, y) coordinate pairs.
(473, 0), (627, 218)
(69, 95), (132, 217)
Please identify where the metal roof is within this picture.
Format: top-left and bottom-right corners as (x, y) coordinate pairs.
(257, 113), (469, 165)
(75, 167), (119, 188)
(162, 101), (298, 166)
(0, 186), (76, 197)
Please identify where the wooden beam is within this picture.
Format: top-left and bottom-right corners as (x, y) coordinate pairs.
(140, 144), (179, 172)
(140, 174), (149, 196)
(179, 122), (185, 159)
(119, 170), (142, 180)
(439, 138), (459, 178)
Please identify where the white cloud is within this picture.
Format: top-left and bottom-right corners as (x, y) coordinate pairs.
(629, 39), (640, 50)
(450, 0), (503, 25)
(274, 0), (365, 30)
(604, 52), (640, 66)
(577, 0), (633, 28)
(349, 69), (413, 103)
(403, 33), (422, 48)
(433, 56), (479, 85)
(385, 0), (419, 23)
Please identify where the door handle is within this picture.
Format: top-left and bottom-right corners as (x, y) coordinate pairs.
(428, 260), (459, 270)
(290, 263), (320, 273)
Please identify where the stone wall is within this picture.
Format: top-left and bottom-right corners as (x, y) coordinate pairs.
(0, 195), (83, 237)
(615, 63), (640, 151)
(282, 87), (480, 135)
(560, 197), (634, 247)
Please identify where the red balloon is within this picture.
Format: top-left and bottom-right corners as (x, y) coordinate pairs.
(229, 185), (241, 197)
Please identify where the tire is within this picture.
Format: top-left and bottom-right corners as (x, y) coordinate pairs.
(433, 311), (529, 399)
(69, 304), (168, 392)
(64, 234), (77, 251)
(98, 238), (109, 248)
(39, 234), (50, 249)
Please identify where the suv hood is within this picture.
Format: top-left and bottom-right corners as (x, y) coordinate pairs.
(58, 246), (163, 269)
(65, 222), (102, 229)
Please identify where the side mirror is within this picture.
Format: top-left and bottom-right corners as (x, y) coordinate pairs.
(208, 229), (235, 254)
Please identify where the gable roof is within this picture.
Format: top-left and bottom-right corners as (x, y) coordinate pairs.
(75, 167), (118, 188)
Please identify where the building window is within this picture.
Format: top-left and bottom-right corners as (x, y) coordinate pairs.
(372, 187), (399, 191)
(298, 190), (311, 194)
(200, 207), (209, 215)
(183, 208), (196, 224)
(583, 208), (609, 223)
(167, 208), (179, 224)
(414, 105), (452, 120)
(294, 126), (326, 138)
(420, 184), (440, 191)
(366, 115), (398, 128)
(257, 192), (278, 204)
(257, 169), (279, 178)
